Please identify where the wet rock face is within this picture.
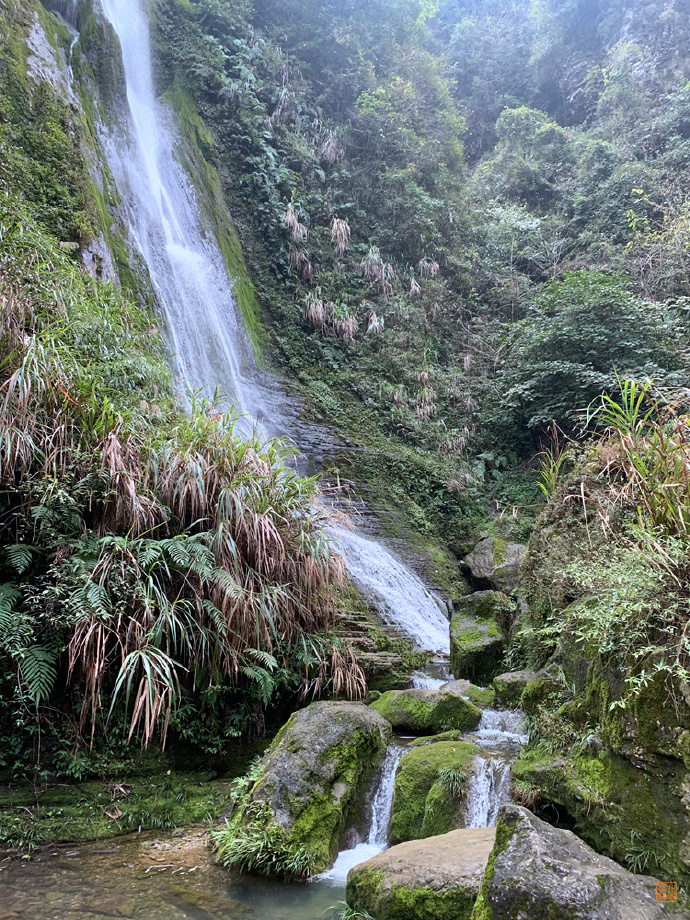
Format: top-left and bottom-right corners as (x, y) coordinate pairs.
(464, 537), (526, 595)
(475, 804), (688, 920)
(450, 591), (514, 684)
(347, 826), (496, 920)
(390, 739), (481, 843)
(220, 701), (391, 876)
(370, 688), (482, 735)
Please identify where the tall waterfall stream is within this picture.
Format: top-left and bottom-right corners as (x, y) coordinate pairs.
(0, 2), (526, 916)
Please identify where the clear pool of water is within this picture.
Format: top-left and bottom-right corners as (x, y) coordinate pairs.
(0, 829), (348, 920)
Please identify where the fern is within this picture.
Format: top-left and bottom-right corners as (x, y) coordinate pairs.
(5, 544), (33, 575)
(19, 645), (57, 705)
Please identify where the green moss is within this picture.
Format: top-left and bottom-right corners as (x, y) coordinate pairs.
(370, 690), (482, 735)
(390, 741), (479, 844)
(470, 809), (517, 920)
(512, 746), (690, 886)
(408, 730), (464, 747)
(0, 769), (238, 849)
(348, 865), (478, 920)
(450, 616), (505, 685)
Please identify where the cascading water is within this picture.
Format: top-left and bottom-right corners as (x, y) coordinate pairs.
(463, 708), (528, 828)
(98, 0), (450, 655)
(318, 744), (407, 883)
(464, 755), (512, 829)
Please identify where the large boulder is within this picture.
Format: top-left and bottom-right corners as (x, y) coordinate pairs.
(472, 804), (687, 919)
(450, 591), (513, 684)
(370, 688), (482, 735)
(441, 678), (496, 708)
(214, 701), (390, 877)
(347, 826), (496, 920)
(492, 669), (536, 708)
(464, 537), (526, 595)
(512, 746), (690, 890)
(390, 740), (480, 843)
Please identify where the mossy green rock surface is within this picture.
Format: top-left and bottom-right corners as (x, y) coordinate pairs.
(492, 670), (536, 708)
(218, 701), (390, 876)
(370, 688), (482, 735)
(347, 826), (496, 920)
(512, 746), (690, 887)
(472, 804), (686, 919)
(441, 679), (496, 707)
(390, 740), (480, 844)
(450, 592), (510, 684)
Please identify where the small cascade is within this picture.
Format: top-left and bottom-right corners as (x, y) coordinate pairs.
(464, 755), (512, 828)
(319, 744), (406, 883)
(333, 528), (450, 654)
(45, 0), (79, 26)
(463, 707), (527, 828)
(408, 660), (453, 689)
(471, 708), (529, 750)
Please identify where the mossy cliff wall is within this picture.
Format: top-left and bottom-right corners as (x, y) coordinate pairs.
(514, 467), (690, 886)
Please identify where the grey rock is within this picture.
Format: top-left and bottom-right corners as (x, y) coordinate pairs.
(464, 537), (526, 594)
(229, 701), (390, 874)
(475, 804), (688, 919)
(493, 669), (537, 708)
(347, 826), (496, 920)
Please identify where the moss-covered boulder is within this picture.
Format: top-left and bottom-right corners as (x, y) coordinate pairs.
(390, 740), (480, 844)
(441, 678), (496, 707)
(450, 592), (513, 684)
(370, 688), (482, 735)
(408, 730), (465, 747)
(493, 670), (536, 708)
(512, 746), (690, 887)
(347, 826), (496, 920)
(464, 537), (526, 595)
(472, 804), (686, 919)
(214, 701), (390, 877)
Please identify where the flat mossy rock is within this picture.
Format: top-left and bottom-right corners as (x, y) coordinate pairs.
(219, 701), (390, 876)
(441, 679), (496, 708)
(408, 730), (464, 747)
(472, 804), (687, 919)
(370, 688), (482, 735)
(390, 740), (480, 844)
(512, 746), (690, 887)
(347, 826), (496, 920)
(464, 538), (526, 595)
(493, 670), (536, 708)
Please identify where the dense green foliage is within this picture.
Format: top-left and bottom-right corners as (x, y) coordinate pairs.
(149, 0), (690, 552)
(0, 0), (365, 780)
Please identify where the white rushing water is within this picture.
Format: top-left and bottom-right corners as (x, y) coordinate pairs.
(98, 0), (450, 655)
(319, 744), (407, 883)
(463, 708), (528, 828)
(464, 754), (512, 828)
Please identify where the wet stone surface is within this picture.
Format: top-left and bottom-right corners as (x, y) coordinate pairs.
(0, 829), (347, 920)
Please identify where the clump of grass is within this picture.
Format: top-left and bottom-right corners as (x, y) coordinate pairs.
(437, 765), (466, 798)
(214, 803), (315, 878)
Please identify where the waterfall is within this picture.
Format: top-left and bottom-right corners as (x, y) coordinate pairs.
(463, 709), (528, 828)
(464, 755), (512, 829)
(97, 0), (450, 655)
(318, 744), (406, 882)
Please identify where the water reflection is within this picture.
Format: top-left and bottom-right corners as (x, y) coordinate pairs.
(0, 829), (346, 920)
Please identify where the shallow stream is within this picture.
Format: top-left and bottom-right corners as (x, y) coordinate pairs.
(0, 828), (348, 920)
